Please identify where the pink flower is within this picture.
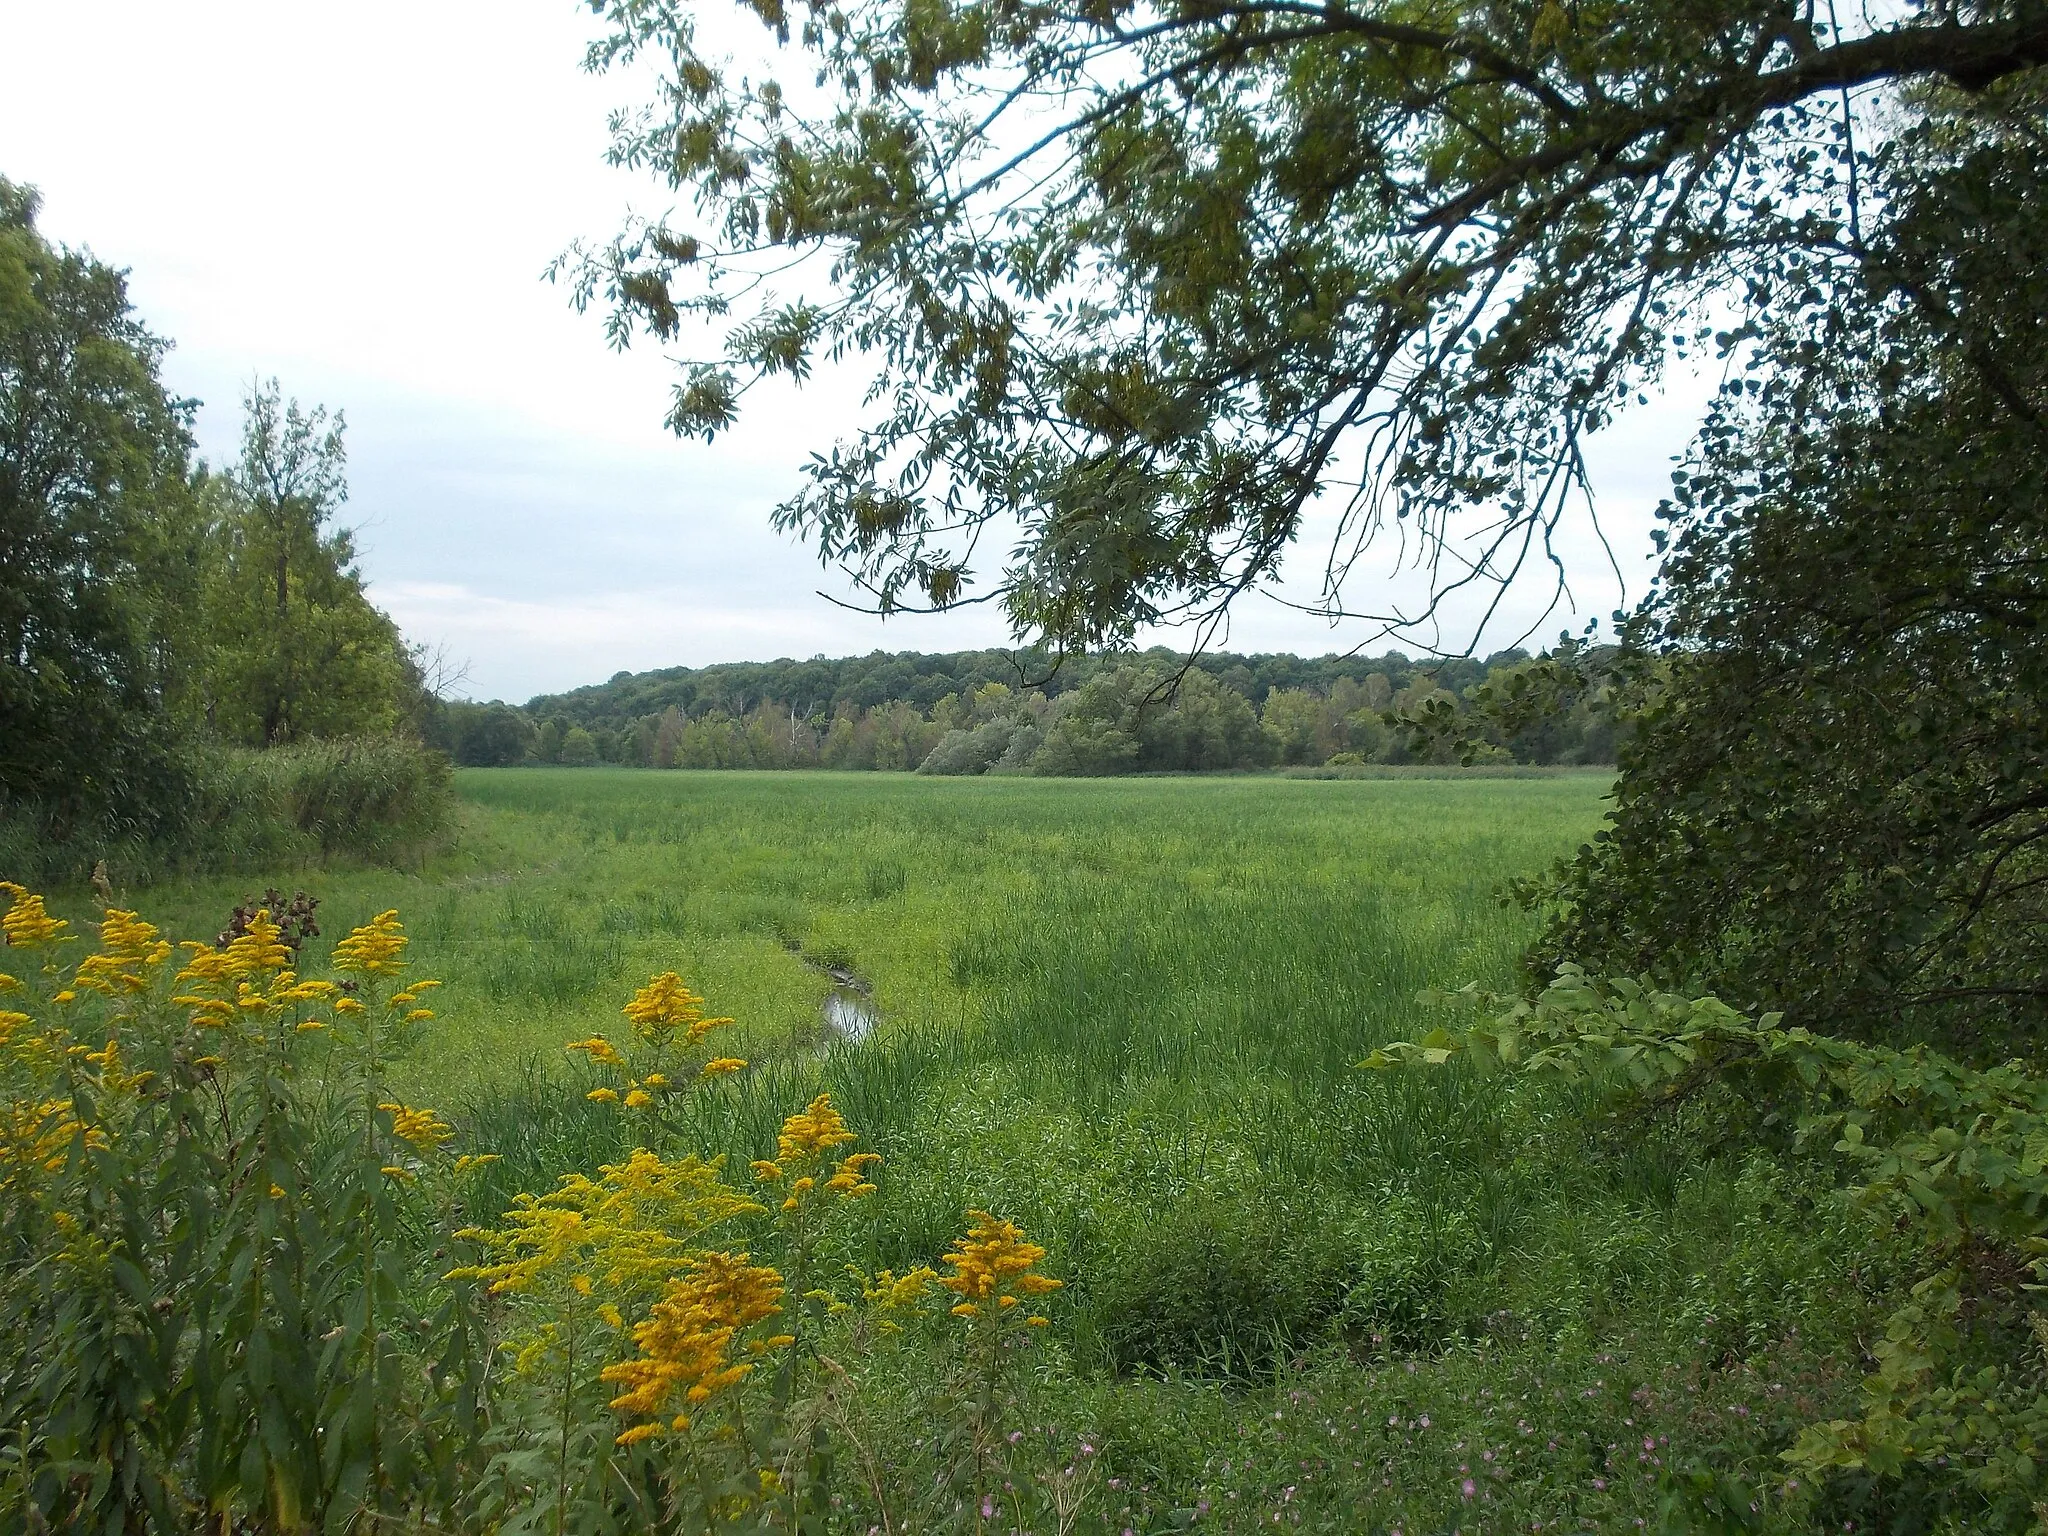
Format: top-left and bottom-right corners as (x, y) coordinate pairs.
(1462, 1479), (1477, 1500)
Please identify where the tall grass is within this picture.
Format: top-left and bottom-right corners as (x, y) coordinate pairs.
(17, 768), (1909, 1530)
(0, 735), (453, 885)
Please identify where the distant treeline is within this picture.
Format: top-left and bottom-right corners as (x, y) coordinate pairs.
(432, 646), (1617, 774)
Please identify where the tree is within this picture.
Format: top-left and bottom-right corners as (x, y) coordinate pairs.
(576, 0), (2048, 651)
(559, 725), (600, 766)
(204, 380), (414, 745)
(1522, 108), (2048, 1052)
(0, 176), (199, 833)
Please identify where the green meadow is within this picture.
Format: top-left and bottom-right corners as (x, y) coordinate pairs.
(76, 767), (1892, 1532)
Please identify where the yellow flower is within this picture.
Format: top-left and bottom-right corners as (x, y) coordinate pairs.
(332, 910), (408, 975)
(567, 1036), (625, 1067)
(453, 1153), (501, 1176)
(1, 884), (71, 949)
(0, 973), (19, 991)
(587, 1088), (620, 1103)
(405, 1009), (435, 1023)
(622, 971), (733, 1044)
(823, 1150), (881, 1199)
(381, 1102), (455, 1154)
(624, 1089), (653, 1109)
(862, 1265), (940, 1311)
(940, 1211), (1063, 1320)
(601, 1251), (785, 1437)
(335, 997), (365, 1014)
(222, 911), (290, 979)
(642, 1073), (668, 1087)
(73, 908), (172, 995)
(700, 1057), (747, 1080)
(449, 1148), (762, 1298)
(775, 1093), (856, 1164)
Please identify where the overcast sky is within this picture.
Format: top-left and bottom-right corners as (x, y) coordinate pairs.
(1, 1), (1707, 701)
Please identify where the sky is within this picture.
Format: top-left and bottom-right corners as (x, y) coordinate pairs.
(1, 1), (1708, 702)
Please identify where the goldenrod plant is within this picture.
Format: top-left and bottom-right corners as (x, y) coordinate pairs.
(0, 881), (1079, 1531)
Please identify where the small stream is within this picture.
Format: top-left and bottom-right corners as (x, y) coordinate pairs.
(821, 986), (877, 1042)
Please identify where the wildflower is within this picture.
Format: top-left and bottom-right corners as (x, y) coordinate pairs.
(74, 908), (172, 995)
(622, 971), (733, 1044)
(824, 1150), (882, 1199)
(588, 1088), (620, 1103)
(332, 910), (408, 975)
(567, 1036), (625, 1067)
(601, 1251), (786, 1437)
(0, 974), (18, 991)
(776, 1093), (856, 1163)
(382, 1103), (455, 1154)
(700, 1057), (747, 1079)
(336, 997), (365, 1014)
(624, 1089), (653, 1109)
(405, 1008), (435, 1023)
(940, 1211), (1062, 1320)
(453, 1153), (501, 1176)
(449, 1148), (761, 1297)
(862, 1265), (939, 1311)
(1, 884), (71, 949)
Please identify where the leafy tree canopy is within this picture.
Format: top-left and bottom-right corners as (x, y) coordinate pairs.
(0, 177), (199, 833)
(575, 0), (2048, 651)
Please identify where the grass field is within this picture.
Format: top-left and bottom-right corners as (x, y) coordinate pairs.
(57, 768), (1895, 1531)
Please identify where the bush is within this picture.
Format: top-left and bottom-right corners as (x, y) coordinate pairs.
(0, 736), (454, 884)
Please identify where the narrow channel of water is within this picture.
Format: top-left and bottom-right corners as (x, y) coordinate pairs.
(822, 986), (876, 1041)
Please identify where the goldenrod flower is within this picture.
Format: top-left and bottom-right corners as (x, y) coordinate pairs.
(74, 908), (172, 996)
(862, 1265), (940, 1311)
(775, 1094), (856, 1163)
(601, 1251), (785, 1436)
(381, 1102), (455, 1154)
(1, 884), (71, 949)
(0, 973), (19, 991)
(823, 1150), (881, 1200)
(624, 1089), (653, 1109)
(700, 1057), (747, 1080)
(449, 1148), (762, 1298)
(332, 910), (408, 975)
(567, 1036), (625, 1067)
(587, 1088), (620, 1103)
(940, 1211), (1063, 1320)
(622, 972), (733, 1044)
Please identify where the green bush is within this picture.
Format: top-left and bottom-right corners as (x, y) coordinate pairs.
(0, 736), (453, 884)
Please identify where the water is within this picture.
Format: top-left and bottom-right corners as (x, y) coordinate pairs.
(822, 986), (876, 1041)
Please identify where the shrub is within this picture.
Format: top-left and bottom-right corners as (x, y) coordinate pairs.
(0, 736), (453, 885)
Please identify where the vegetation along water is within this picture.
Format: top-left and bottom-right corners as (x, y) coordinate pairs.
(12, 768), (2010, 1533)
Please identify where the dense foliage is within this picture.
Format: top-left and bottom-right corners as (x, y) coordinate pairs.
(1520, 98), (2048, 1054)
(0, 178), (445, 875)
(1, 178), (201, 841)
(574, 0), (2048, 651)
(1371, 966), (2048, 1527)
(455, 643), (1615, 772)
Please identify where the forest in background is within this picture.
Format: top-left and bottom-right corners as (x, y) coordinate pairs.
(436, 643), (1617, 772)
